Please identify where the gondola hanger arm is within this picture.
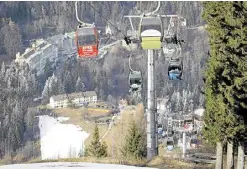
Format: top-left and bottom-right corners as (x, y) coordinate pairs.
(75, 1), (94, 27)
(145, 1), (161, 16)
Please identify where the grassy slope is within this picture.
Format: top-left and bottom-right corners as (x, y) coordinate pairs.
(47, 104), (216, 169)
(0, 103), (219, 169)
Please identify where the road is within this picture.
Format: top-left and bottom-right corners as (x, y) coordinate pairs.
(0, 162), (157, 169)
(100, 114), (118, 142)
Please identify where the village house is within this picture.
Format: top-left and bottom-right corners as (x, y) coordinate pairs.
(164, 113), (195, 132)
(49, 91), (97, 109)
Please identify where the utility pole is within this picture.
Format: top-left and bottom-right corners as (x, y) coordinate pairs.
(146, 49), (158, 160)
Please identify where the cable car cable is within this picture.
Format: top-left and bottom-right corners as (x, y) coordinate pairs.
(85, 2), (130, 42)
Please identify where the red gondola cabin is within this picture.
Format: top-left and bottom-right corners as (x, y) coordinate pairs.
(75, 26), (99, 59)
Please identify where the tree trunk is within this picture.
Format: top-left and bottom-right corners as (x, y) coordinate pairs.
(215, 142), (223, 169)
(237, 141), (244, 169)
(226, 141), (234, 169)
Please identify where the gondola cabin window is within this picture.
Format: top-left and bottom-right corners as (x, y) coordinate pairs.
(140, 17), (162, 36)
(130, 79), (142, 85)
(141, 24), (162, 33)
(167, 141), (174, 146)
(78, 34), (96, 46)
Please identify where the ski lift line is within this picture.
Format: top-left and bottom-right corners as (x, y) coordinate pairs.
(85, 1), (127, 38)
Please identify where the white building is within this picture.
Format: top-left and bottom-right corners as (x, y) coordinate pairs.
(50, 91), (97, 109)
(64, 32), (76, 49)
(165, 114), (194, 132)
(15, 39), (58, 75)
(47, 32), (76, 57)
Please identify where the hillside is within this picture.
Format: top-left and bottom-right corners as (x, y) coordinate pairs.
(0, 1), (209, 166)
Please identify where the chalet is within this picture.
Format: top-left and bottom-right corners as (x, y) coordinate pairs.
(49, 91), (97, 109)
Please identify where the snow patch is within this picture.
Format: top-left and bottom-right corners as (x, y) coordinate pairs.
(39, 115), (89, 160)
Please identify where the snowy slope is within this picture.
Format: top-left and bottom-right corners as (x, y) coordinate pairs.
(39, 115), (89, 160)
(0, 162), (157, 169)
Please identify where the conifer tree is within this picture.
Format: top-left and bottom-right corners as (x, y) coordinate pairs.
(202, 1), (245, 145)
(121, 121), (146, 160)
(202, 2), (247, 168)
(85, 125), (108, 157)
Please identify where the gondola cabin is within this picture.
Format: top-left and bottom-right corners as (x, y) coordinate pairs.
(190, 138), (198, 149)
(166, 137), (174, 151)
(75, 26), (99, 59)
(139, 16), (163, 49)
(168, 57), (183, 80)
(129, 71), (142, 91)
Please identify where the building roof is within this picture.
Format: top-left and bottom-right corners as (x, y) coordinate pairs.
(19, 39), (52, 60)
(23, 49), (36, 59)
(39, 42), (47, 49)
(51, 94), (69, 101)
(51, 91), (97, 102)
(68, 92), (84, 99)
(83, 91), (97, 97)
